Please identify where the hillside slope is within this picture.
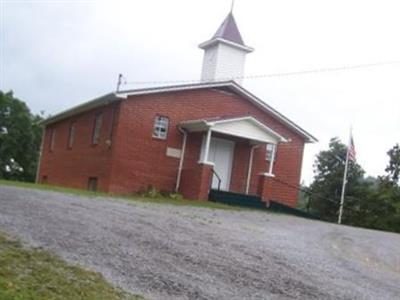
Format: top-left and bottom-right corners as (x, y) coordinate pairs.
(0, 185), (399, 299)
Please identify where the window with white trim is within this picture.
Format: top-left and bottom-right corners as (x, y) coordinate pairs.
(152, 116), (169, 139)
(266, 143), (275, 161)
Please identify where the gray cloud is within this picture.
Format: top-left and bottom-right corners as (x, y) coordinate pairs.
(2, 0), (399, 183)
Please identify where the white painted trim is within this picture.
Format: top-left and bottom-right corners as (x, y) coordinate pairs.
(213, 128), (275, 144)
(268, 143), (277, 175)
(40, 93), (121, 125)
(205, 136), (235, 191)
(246, 145), (259, 194)
(175, 128), (188, 192)
(226, 83), (318, 143)
(35, 128), (46, 183)
(117, 81), (232, 99)
(259, 172), (275, 177)
(181, 116), (287, 143)
(224, 139), (235, 191)
(201, 129), (212, 165)
(207, 137), (235, 191)
(212, 116), (286, 142)
(199, 38), (254, 53)
(198, 161), (215, 166)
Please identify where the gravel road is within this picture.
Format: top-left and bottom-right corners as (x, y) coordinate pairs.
(0, 185), (399, 299)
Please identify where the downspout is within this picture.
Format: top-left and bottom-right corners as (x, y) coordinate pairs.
(35, 126), (46, 183)
(245, 144), (260, 194)
(175, 127), (188, 192)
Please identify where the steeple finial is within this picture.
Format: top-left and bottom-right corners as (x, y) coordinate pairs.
(230, 0), (235, 13)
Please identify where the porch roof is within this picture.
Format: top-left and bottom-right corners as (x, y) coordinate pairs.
(180, 116), (287, 144)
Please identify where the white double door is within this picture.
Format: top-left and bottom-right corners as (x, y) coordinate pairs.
(208, 137), (235, 191)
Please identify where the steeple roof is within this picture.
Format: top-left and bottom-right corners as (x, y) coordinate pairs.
(199, 12), (253, 52)
(212, 12), (245, 46)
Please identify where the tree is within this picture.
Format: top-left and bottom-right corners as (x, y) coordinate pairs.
(307, 139), (400, 233)
(361, 144), (400, 232)
(0, 91), (43, 182)
(354, 181), (400, 232)
(308, 137), (365, 223)
(385, 144), (400, 185)
(354, 167), (400, 232)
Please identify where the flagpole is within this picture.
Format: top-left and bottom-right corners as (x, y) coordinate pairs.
(338, 130), (351, 224)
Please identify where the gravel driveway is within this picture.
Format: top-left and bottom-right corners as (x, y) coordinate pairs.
(0, 185), (399, 299)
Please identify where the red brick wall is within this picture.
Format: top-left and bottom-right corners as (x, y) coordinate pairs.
(179, 163), (213, 200)
(38, 102), (120, 192)
(229, 138), (251, 194)
(107, 88), (306, 206)
(269, 141), (305, 207)
(39, 87), (307, 207)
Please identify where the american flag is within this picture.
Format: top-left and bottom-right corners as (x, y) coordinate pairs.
(348, 134), (356, 162)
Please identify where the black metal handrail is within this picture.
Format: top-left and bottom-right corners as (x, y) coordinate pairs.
(211, 169), (222, 191)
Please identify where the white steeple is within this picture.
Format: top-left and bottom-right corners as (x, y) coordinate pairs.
(199, 12), (253, 84)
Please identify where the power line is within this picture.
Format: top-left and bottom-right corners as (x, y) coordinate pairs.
(122, 59), (400, 86)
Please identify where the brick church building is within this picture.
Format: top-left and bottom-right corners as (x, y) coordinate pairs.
(37, 12), (316, 207)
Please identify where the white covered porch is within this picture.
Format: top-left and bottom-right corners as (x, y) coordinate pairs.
(178, 116), (287, 196)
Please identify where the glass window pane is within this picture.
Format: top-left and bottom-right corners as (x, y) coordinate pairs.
(152, 116), (169, 139)
(266, 144), (275, 161)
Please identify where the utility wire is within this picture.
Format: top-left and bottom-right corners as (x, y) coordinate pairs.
(122, 60), (400, 86)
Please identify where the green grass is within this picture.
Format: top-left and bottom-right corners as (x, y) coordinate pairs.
(0, 232), (142, 300)
(0, 179), (238, 210)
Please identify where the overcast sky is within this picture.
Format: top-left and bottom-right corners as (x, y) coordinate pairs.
(1, 0), (399, 183)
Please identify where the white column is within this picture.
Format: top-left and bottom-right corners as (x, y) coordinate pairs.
(35, 128), (46, 183)
(338, 132), (351, 225)
(202, 128), (212, 164)
(268, 144), (277, 175)
(175, 129), (188, 192)
(246, 145), (259, 194)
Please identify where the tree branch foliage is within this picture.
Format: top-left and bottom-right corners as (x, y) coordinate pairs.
(306, 138), (400, 233)
(0, 91), (43, 181)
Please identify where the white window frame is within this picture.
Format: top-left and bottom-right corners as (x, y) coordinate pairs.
(152, 116), (169, 139)
(265, 143), (277, 175)
(266, 143), (276, 161)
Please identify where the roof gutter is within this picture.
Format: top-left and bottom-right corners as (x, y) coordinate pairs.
(226, 83), (318, 143)
(40, 93), (122, 126)
(38, 81), (317, 143)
